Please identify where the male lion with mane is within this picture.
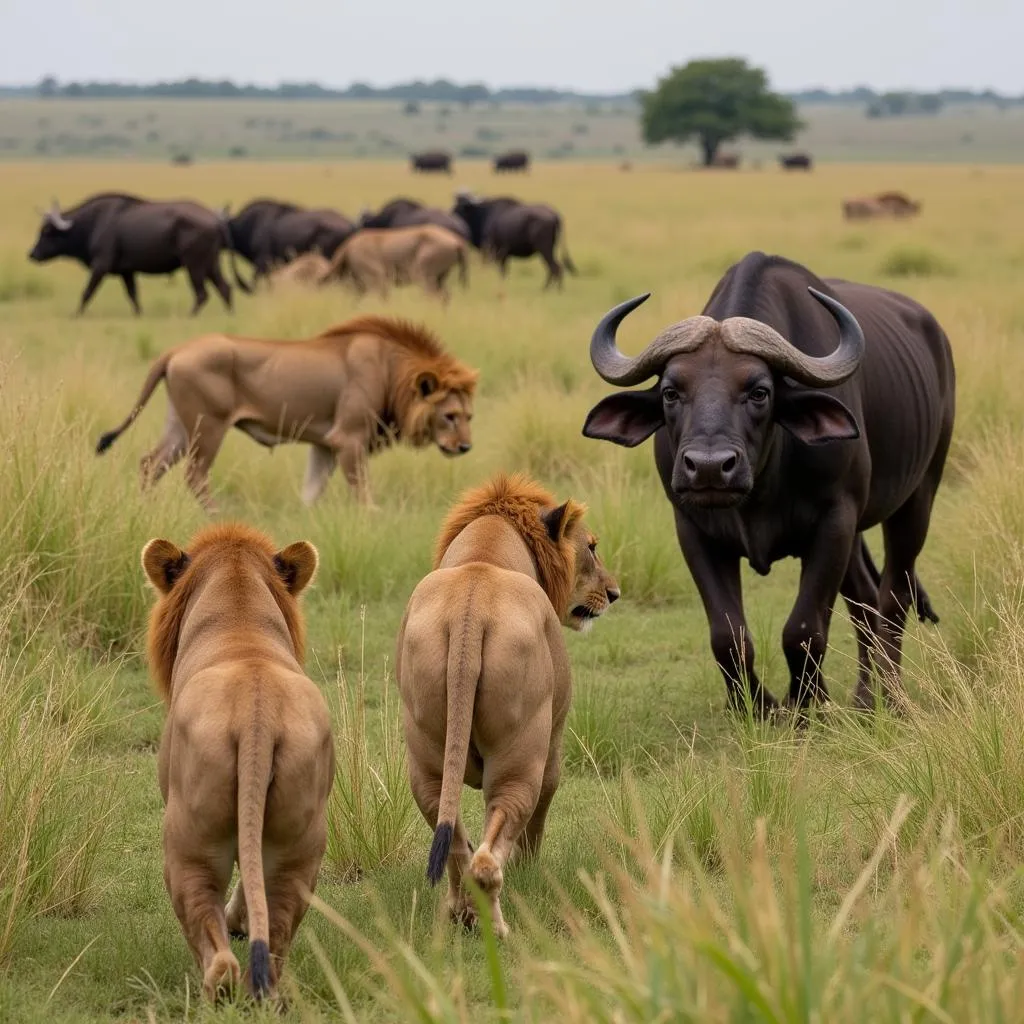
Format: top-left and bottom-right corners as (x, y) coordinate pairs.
(97, 316), (478, 508)
(142, 523), (334, 1002)
(396, 473), (620, 937)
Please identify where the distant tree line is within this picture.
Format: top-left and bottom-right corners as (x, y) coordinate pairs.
(791, 86), (1023, 112)
(20, 76), (634, 105)
(0, 77), (1016, 112)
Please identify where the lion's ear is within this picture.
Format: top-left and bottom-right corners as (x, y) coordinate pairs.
(141, 539), (190, 594)
(540, 500), (586, 543)
(274, 541), (318, 596)
(415, 371), (439, 398)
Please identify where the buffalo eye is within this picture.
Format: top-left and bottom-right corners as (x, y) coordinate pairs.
(662, 387), (680, 404)
(748, 386), (771, 404)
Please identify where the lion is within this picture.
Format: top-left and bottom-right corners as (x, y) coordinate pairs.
(395, 473), (620, 938)
(326, 224), (469, 303)
(266, 252), (332, 289)
(96, 315), (478, 509)
(141, 522), (334, 1002)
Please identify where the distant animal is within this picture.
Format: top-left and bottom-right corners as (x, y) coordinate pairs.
(492, 150), (530, 173)
(875, 191), (922, 216)
(842, 192), (922, 220)
(358, 197), (470, 240)
(327, 225), (468, 302)
(452, 191), (577, 290)
(28, 194), (232, 317)
(411, 150), (453, 174)
(222, 199), (356, 289)
(96, 316), (478, 509)
(142, 522), (332, 1003)
(583, 251), (954, 715)
(709, 153), (740, 169)
(267, 252), (332, 289)
(780, 153), (813, 170)
(396, 473), (619, 938)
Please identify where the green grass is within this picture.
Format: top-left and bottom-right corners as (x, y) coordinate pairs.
(2, 159), (1024, 1020)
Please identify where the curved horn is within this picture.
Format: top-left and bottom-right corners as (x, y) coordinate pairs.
(589, 293), (717, 387)
(720, 287), (865, 387)
(588, 293), (652, 385)
(47, 198), (72, 230)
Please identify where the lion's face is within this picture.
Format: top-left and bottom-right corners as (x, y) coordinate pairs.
(565, 524), (620, 632)
(428, 388), (474, 457)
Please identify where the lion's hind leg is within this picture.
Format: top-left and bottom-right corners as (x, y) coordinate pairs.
(140, 406), (189, 490)
(471, 729), (548, 940)
(409, 755), (475, 926)
(164, 846), (240, 1002)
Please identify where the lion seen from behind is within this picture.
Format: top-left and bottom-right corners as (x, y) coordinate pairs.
(395, 473), (620, 937)
(142, 523), (334, 1002)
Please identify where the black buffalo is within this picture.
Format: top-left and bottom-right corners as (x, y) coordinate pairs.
(358, 197), (470, 240)
(780, 153), (813, 170)
(28, 193), (232, 316)
(493, 150), (530, 173)
(451, 192), (577, 289)
(410, 150), (453, 174)
(583, 252), (954, 714)
(223, 198), (356, 289)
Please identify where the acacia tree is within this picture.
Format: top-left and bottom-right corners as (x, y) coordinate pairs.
(641, 58), (802, 166)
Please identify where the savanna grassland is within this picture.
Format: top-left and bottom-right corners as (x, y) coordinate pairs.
(5, 97), (1024, 162)
(3, 158), (1024, 1023)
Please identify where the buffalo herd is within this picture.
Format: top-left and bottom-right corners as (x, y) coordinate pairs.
(28, 188), (576, 314)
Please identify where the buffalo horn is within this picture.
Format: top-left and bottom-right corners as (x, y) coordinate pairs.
(588, 293), (715, 386)
(48, 199), (72, 231)
(589, 287), (865, 389)
(721, 288), (865, 387)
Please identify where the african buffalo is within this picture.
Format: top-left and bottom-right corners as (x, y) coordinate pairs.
(583, 252), (954, 715)
(493, 150), (530, 173)
(28, 193), (232, 316)
(358, 198), (470, 241)
(452, 192), (577, 290)
(780, 153), (813, 170)
(222, 198), (356, 289)
(411, 150), (453, 174)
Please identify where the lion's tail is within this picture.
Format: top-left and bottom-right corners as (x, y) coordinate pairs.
(427, 601), (483, 886)
(95, 349), (174, 454)
(236, 716), (274, 999)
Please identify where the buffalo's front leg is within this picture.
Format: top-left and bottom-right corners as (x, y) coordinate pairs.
(782, 509), (857, 710)
(76, 267), (107, 315)
(674, 510), (777, 715)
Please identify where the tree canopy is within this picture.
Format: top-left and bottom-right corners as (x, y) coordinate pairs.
(641, 59), (802, 165)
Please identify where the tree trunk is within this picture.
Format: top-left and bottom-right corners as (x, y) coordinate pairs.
(701, 136), (719, 166)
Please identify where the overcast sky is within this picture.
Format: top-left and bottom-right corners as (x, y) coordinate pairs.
(1, 0), (1019, 94)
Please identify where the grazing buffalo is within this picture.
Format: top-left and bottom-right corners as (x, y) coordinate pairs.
(358, 197), (470, 240)
(223, 199), (356, 288)
(493, 150), (530, 173)
(452, 192), (577, 290)
(410, 150), (453, 174)
(28, 194), (232, 316)
(780, 153), (813, 170)
(582, 252), (954, 715)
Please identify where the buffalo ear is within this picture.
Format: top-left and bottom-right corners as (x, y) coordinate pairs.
(274, 541), (318, 596)
(141, 539), (191, 594)
(415, 371), (439, 398)
(582, 387), (663, 448)
(775, 392), (860, 445)
(541, 500), (586, 543)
